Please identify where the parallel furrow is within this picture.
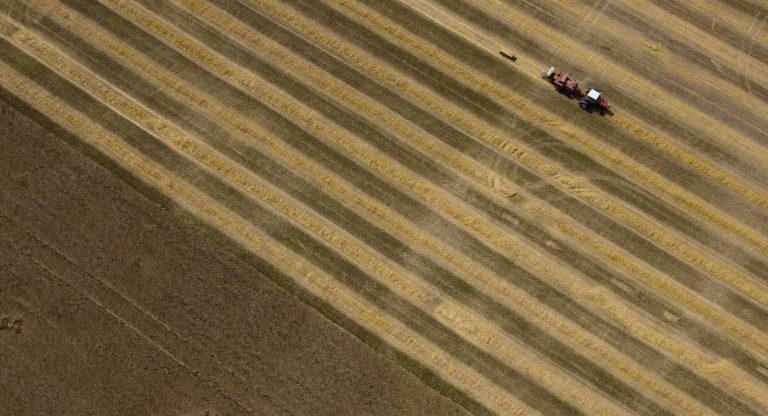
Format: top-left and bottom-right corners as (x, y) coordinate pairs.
(1, 0), (766, 415)
(390, 2), (764, 237)
(328, 0), (768, 293)
(250, 0), (759, 338)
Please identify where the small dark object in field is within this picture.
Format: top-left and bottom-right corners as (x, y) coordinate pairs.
(0, 315), (22, 333)
(500, 51), (517, 62)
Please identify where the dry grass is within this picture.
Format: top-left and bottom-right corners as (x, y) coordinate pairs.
(327, 0), (768, 301)
(2, 0), (767, 413)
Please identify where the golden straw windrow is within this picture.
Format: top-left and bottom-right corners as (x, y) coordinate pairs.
(323, 0), (768, 290)
(390, 0), (768, 260)
(455, 0), (768, 164)
(251, 0), (768, 321)
(2, 0), (767, 414)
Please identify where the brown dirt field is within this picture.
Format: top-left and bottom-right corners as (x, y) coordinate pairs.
(1, 0), (767, 414)
(0, 99), (469, 415)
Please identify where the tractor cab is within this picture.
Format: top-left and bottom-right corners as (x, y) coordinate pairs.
(579, 88), (610, 113)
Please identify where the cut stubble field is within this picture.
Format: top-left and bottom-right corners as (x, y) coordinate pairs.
(1, 0), (767, 415)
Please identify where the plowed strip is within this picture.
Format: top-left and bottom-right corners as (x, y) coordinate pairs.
(0, 55), (540, 416)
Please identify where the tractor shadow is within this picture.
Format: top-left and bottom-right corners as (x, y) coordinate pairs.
(582, 107), (614, 117)
(600, 108), (615, 117)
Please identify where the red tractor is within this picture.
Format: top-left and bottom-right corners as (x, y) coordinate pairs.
(541, 67), (610, 113)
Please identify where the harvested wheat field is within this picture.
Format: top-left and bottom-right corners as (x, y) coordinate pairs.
(1, 0), (767, 414)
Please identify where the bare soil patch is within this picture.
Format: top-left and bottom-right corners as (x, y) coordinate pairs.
(0, 98), (468, 416)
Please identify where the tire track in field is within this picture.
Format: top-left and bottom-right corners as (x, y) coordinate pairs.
(90, 0), (768, 412)
(264, 0), (768, 334)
